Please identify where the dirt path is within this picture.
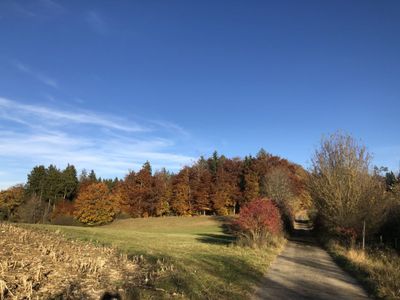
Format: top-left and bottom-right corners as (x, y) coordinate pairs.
(253, 223), (370, 300)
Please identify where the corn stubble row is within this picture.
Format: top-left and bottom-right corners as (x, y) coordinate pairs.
(0, 224), (140, 299)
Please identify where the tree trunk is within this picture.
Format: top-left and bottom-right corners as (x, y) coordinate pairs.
(362, 220), (366, 250)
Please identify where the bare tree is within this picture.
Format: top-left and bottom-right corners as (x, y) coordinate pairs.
(264, 167), (296, 230)
(265, 167), (294, 207)
(309, 132), (387, 243)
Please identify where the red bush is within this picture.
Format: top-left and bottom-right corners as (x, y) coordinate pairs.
(335, 226), (358, 246)
(235, 198), (282, 247)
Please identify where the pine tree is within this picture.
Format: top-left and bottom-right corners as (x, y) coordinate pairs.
(61, 164), (78, 200)
(27, 165), (47, 200)
(88, 170), (97, 182)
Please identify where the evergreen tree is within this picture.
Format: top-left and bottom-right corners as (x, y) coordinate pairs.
(88, 170), (97, 182)
(385, 171), (397, 190)
(208, 151), (219, 176)
(27, 165), (47, 200)
(79, 169), (88, 182)
(61, 164), (78, 200)
(46, 164), (63, 204)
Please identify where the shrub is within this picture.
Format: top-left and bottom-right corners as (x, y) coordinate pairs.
(51, 200), (75, 219)
(51, 215), (82, 226)
(17, 195), (46, 223)
(115, 211), (132, 220)
(235, 198), (282, 247)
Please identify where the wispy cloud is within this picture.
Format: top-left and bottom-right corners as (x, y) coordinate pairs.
(9, 2), (37, 17)
(0, 97), (195, 189)
(149, 120), (190, 137)
(2, 0), (65, 18)
(0, 97), (145, 132)
(39, 0), (64, 12)
(13, 61), (58, 88)
(86, 11), (108, 34)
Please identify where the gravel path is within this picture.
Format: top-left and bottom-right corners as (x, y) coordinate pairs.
(253, 224), (370, 300)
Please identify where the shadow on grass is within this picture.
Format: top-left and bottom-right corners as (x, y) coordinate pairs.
(196, 216), (238, 246)
(151, 252), (265, 300)
(196, 233), (236, 245)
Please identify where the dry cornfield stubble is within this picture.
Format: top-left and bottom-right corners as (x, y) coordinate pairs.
(0, 223), (146, 299)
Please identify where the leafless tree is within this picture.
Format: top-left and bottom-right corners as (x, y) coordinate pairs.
(309, 132), (387, 242)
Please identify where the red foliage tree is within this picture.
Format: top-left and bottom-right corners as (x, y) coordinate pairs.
(171, 167), (191, 215)
(191, 161), (212, 215)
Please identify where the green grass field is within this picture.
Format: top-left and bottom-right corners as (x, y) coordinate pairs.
(30, 216), (283, 299)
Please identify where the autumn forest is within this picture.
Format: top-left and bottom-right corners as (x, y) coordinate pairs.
(0, 149), (311, 226)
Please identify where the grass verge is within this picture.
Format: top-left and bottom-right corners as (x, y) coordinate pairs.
(28, 216), (285, 299)
(326, 240), (400, 300)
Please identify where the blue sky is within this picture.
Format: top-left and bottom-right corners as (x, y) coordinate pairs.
(0, 0), (399, 189)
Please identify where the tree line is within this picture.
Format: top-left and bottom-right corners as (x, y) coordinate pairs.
(0, 149), (311, 226)
(1, 133), (398, 250)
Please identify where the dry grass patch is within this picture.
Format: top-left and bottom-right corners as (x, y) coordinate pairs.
(328, 241), (400, 300)
(0, 223), (147, 299)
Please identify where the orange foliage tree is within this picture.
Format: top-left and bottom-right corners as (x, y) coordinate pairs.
(171, 167), (191, 215)
(0, 185), (25, 220)
(74, 182), (120, 225)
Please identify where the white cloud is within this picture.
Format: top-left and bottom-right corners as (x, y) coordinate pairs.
(0, 97), (146, 132)
(0, 97), (195, 189)
(14, 61), (58, 88)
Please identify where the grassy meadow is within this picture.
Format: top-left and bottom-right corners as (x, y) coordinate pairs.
(29, 216), (284, 299)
